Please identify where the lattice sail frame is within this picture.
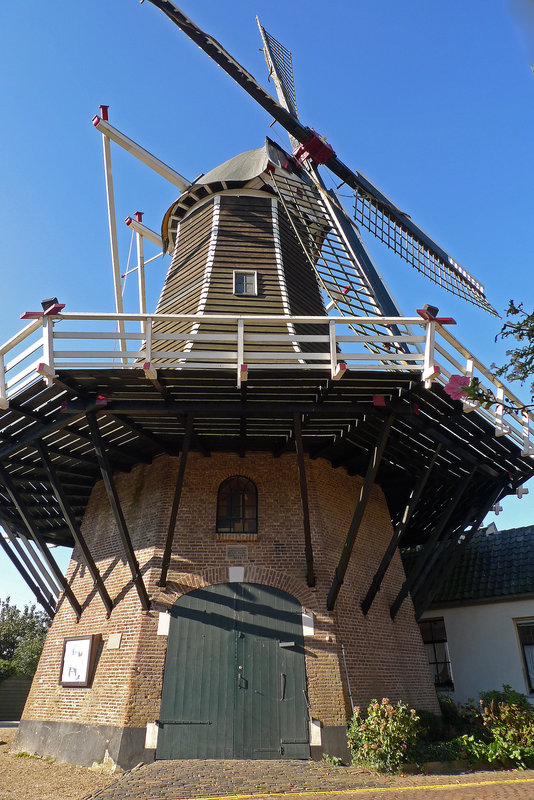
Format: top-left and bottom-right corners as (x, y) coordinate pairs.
(256, 19), (299, 149)
(352, 188), (497, 316)
(267, 167), (414, 355)
(256, 18), (497, 319)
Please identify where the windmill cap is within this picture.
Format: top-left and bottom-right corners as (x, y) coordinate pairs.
(161, 138), (307, 253)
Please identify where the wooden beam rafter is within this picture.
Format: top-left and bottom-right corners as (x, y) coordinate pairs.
(158, 415), (194, 587)
(0, 464), (82, 619)
(35, 441), (114, 617)
(389, 465), (478, 620)
(412, 480), (510, 617)
(85, 412), (151, 611)
(294, 413), (315, 587)
(361, 443), (443, 616)
(0, 534), (55, 618)
(326, 413), (395, 611)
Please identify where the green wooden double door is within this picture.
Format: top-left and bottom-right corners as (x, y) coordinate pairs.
(157, 583), (310, 759)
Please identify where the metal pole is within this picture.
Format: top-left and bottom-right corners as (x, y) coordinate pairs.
(134, 211), (147, 332)
(99, 105), (127, 363)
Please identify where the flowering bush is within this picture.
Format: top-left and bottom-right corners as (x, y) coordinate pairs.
(347, 698), (420, 773)
(457, 688), (534, 769)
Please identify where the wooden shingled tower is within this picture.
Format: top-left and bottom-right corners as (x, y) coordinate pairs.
(1, 1), (533, 769)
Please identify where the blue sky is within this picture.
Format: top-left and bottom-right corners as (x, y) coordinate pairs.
(1, 0), (534, 608)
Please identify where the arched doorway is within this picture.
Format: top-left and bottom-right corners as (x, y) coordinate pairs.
(157, 583), (309, 759)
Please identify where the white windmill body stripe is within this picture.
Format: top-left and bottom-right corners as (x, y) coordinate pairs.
(271, 198), (302, 356)
(183, 194), (221, 354)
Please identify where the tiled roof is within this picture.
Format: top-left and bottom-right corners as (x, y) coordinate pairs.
(429, 525), (534, 604)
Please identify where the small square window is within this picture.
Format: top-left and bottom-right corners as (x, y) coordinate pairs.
(234, 271), (257, 296)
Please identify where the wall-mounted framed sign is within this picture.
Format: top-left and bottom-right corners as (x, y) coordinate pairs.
(59, 634), (101, 687)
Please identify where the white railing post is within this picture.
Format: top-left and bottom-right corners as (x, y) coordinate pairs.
(0, 355), (7, 409)
(495, 387), (509, 437)
(463, 357), (476, 412)
(329, 319), (346, 380)
(37, 316), (56, 386)
(237, 318), (246, 387)
(329, 319), (337, 377)
(422, 320), (440, 388)
(143, 316), (157, 380)
(522, 411), (534, 457)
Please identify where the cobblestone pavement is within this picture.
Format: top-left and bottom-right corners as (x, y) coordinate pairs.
(80, 761), (534, 800)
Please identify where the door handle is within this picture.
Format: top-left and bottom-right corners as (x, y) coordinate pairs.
(280, 672), (286, 701)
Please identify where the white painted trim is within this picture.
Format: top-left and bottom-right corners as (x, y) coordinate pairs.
(229, 566), (245, 583)
(233, 269), (258, 296)
(302, 610), (315, 636)
(309, 719), (322, 746)
(183, 195), (221, 354)
(157, 611), (171, 636)
(145, 722), (159, 749)
(155, 223), (181, 314)
(271, 198), (302, 357)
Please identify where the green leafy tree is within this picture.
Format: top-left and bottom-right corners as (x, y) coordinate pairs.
(0, 597), (49, 680)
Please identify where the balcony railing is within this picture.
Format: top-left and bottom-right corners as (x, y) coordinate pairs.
(0, 311), (533, 456)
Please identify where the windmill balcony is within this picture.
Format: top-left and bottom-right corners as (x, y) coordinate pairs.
(1, 309), (533, 456)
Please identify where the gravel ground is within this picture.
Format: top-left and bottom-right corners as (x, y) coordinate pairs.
(0, 728), (119, 800)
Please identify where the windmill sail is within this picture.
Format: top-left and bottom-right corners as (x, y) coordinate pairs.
(256, 19), (299, 150)
(256, 19), (411, 352)
(146, 0), (497, 316)
(267, 165), (412, 354)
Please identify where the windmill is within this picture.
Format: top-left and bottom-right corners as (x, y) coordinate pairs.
(5, 1), (534, 770)
(146, 0), (497, 338)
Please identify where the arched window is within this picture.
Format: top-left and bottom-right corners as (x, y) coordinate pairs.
(216, 476), (257, 534)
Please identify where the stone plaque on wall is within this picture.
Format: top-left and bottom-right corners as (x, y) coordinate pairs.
(226, 545), (248, 561)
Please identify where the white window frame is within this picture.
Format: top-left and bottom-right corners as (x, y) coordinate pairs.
(233, 270), (258, 297)
(516, 619), (534, 694)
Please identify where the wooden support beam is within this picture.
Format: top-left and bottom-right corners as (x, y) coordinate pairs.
(158, 416), (193, 587)
(0, 410), (87, 462)
(294, 413), (315, 587)
(327, 413), (395, 611)
(107, 412), (173, 456)
(389, 465), (478, 620)
(0, 464), (83, 619)
(361, 444), (442, 615)
(61, 399), (389, 419)
(412, 481), (508, 618)
(0, 534), (55, 618)
(85, 412), (151, 611)
(1, 520), (58, 607)
(35, 441), (114, 618)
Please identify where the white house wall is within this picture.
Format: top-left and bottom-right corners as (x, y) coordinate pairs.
(421, 599), (534, 704)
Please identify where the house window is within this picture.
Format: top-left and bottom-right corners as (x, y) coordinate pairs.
(233, 271), (257, 296)
(419, 617), (454, 689)
(517, 623), (534, 693)
(217, 476), (257, 534)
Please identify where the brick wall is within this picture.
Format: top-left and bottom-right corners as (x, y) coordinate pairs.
(23, 450), (438, 735)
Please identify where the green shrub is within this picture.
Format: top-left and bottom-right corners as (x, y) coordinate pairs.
(347, 698), (420, 773)
(480, 684), (531, 711)
(413, 737), (464, 763)
(454, 687), (534, 769)
(438, 696), (484, 738)
(416, 708), (444, 742)
(322, 753), (344, 766)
